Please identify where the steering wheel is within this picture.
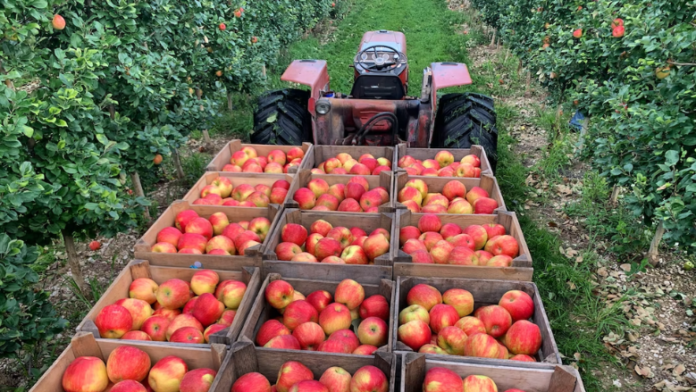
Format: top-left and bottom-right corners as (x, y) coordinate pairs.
(356, 45), (401, 72)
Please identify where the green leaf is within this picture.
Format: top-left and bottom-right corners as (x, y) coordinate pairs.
(96, 134), (109, 145)
(22, 126), (34, 138)
(665, 150), (679, 166)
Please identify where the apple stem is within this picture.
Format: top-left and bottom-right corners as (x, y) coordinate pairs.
(63, 229), (87, 296)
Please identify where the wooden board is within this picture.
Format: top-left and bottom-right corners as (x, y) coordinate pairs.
(209, 342), (396, 392)
(262, 209), (395, 268)
(134, 201), (283, 268)
(401, 353), (585, 392)
(30, 332), (227, 392)
(206, 140), (313, 173)
(238, 273), (396, 357)
(392, 276), (561, 367)
(285, 169), (395, 213)
(309, 145), (398, 172)
(76, 260), (261, 346)
(393, 172), (506, 214)
(183, 172), (297, 208)
(392, 209), (533, 281)
(395, 143), (493, 176)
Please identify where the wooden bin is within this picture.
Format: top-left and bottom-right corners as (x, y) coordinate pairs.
(183, 172), (297, 208)
(393, 276), (561, 367)
(309, 145), (398, 172)
(285, 169), (395, 213)
(134, 201), (282, 269)
(206, 140), (313, 173)
(401, 353), (585, 392)
(393, 172), (506, 214)
(262, 209), (394, 283)
(392, 209), (533, 281)
(395, 143), (493, 175)
(210, 342), (396, 392)
(240, 273), (396, 355)
(30, 332), (227, 392)
(77, 260), (261, 345)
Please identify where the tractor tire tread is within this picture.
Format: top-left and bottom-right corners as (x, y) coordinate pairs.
(252, 89), (311, 145)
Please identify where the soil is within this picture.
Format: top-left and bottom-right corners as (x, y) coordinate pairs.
(454, 2), (696, 391)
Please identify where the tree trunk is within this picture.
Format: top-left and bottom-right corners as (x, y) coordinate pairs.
(490, 29), (496, 47)
(647, 222), (665, 265)
(202, 130), (212, 144)
(172, 150), (185, 179)
(62, 230), (87, 295)
(227, 91), (234, 111)
(131, 172), (151, 222)
(525, 70), (531, 96)
(610, 185), (621, 204)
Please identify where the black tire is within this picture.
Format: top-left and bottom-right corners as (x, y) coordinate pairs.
(432, 93), (499, 171)
(251, 89), (312, 145)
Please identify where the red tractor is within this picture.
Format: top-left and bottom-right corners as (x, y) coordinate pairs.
(251, 30), (498, 168)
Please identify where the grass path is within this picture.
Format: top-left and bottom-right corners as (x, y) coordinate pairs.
(268, 0), (469, 95)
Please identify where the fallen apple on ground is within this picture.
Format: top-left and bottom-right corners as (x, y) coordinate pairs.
(398, 151), (483, 178)
(257, 278), (390, 355)
(231, 363), (388, 392)
(399, 214), (520, 266)
(192, 177), (291, 208)
(93, 269), (245, 343)
(274, 221), (390, 264)
(397, 283), (541, 360)
(151, 209), (272, 256)
(222, 146), (305, 174)
(62, 349), (217, 392)
(313, 152), (392, 176)
(292, 175), (389, 213)
(397, 179), (499, 214)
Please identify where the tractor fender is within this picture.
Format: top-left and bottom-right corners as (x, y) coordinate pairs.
(281, 60), (330, 115)
(429, 62), (472, 112)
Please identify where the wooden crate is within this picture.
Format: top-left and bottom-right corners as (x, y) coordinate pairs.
(392, 276), (561, 367)
(239, 273), (396, 355)
(183, 172), (297, 208)
(209, 342), (396, 392)
(285, 169), (395, 213)
(401, 353), (585, 392)
(76, 260), (261, 346)
(309, 145), (398, 172)
(206, 140), (313, 173)
(30, 332), (226, 392)
(134, 201), (282, 269)
(262, 209), (394, 282)
(392, 209), (533, 281)
(393, 172), (506, 214)
(395, 143), (493, 175)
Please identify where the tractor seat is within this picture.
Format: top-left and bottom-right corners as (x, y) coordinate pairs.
(351, 75), (405, 100)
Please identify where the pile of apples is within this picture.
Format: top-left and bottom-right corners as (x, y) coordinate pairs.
(231, 362), (388, 392)
(397, 284), (541, 361)
(192, 178), (291, 207)
(292, 175), (389, 212)
(397, 178), (499, 214)
(400, 214), (519, 267)
(93, 270), (246, 344)
(274, 221), (390, 264)
(256, 279), (390, 355)
(313, 152), (392, 175)
(424, 367), (528, 392)
(221, 146), (305, 174)
(62, 347), (216, 392)
(151, 209), (271, 256)
(398, 151), (483, 178)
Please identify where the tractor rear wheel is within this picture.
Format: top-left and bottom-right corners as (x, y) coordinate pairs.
(432, 93), (498, 171)
(251, 89), (312, 145)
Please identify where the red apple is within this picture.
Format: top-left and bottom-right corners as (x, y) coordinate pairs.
(475, 305), (512, 338)
(276, 242), (303, 261)
(283, 300), (319, 330)
(276, 361), (314, 392)
(142, 316), (170, 341)
(398, 320), (432, 351)
(264, 334), (301, 350)
(357, 317), (388, 347)
(292, 321), (325, 350)
(319, 366), (351, 392)
(442, 288), (474, 317)
(179, 368), (217, 392)
(62, 357), (109, 392)
(502, 320), (542, 355)
(148, 356), (188, 392)
(359, 295), (389, 320)
(429, 304), (460, 333)
(265, 279), (294, 309)
(463, 333), (501, 358)
(349, 366), (387, 392)
(462, 375), (498, 392)
(334, 279), (365, 310)
(406, 284), (442, 311)
(447, 246), (479, 265)
(95, 305), (132, 339)
(437, 326), (468, 355)
(256, 319), (291, 346)
(282, 223), (308, 246)
(175, 210), (199, 232)
(455, 316), (486, 336)
(231, 372), (271, 392)
(319, 303), (352, 335)
(106, 346), (150, 382)
(498, 290), (534, 321)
